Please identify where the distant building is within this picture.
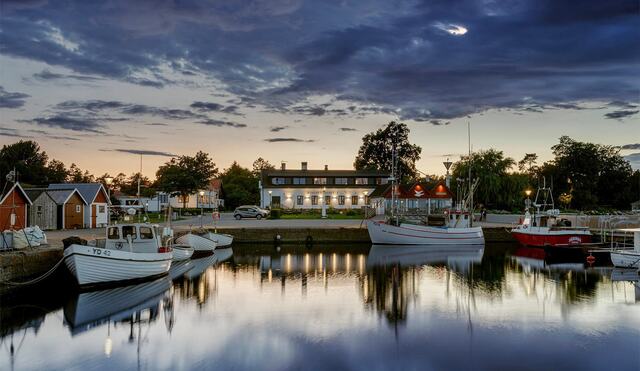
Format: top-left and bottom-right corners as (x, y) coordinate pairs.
(25, 188), (87, 230)
(368, 182), (454, 215)
(0, 182), (32, 230)
(259, 162), (390, 209)
(117, 179), (224, 211)
(48, 183), (110, 228)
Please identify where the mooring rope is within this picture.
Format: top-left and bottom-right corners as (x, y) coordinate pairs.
(0, 255), (65, 286)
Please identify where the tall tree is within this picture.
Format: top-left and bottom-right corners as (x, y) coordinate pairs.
(119, 172), (156, 197)
(252, 157), (275, 177)
(67, 163), (95, 182)
(518, 153), (538, 174)
(451, 149), (516, 209)
(155, 151), (218, 208)
(45, 159), (69, 183)
(221, 162), (259, 209)
(0, 140), (49, 188)
(354, 121), (421, 181)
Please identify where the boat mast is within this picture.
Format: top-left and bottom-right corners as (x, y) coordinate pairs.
(468, 122), (473, 228)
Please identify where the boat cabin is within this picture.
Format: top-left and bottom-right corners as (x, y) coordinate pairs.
(101, 224), (161, 253)
(446, 210), (472, 228)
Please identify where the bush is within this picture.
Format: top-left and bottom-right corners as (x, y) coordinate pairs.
(269, 209), (281, 219)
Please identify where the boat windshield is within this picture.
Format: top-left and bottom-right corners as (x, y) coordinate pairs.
(139, 226), (154, 239)
(122, 226), (136, 239)
(107, 227), (119, 240)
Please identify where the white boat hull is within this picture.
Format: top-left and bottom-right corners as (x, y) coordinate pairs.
(611, 251), (640, 269)
(367, 220), (484, 245)
(64, 245), (172, 286)
(205, 232), (233, 247)
(172, 245), (194, 261)
(175, 233), (216, 252)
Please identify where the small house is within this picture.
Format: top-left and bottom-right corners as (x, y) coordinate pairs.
(26, 188), (87, 230)
(0, 182), (32, 230)
(368, 182), (454, 215)
(48, 183), (110, 228)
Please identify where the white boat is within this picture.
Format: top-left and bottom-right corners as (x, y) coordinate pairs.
(610, 228), (640, 269)
(172, 244), (194, 261)
(204, 231), (233, 247)
(175, 233), (216, 254)
(63, 277), (171, 335)
(367, 213), (484, 245)
(63, 223), (173, 287)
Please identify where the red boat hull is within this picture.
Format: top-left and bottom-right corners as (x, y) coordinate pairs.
(512, 231), (592, 247)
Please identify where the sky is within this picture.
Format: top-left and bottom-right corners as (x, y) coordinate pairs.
(0, 0), (639, 178)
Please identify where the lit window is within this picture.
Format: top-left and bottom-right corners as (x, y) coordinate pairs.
(311, 195), (318, 205)
(296, 195), (304, 205)
(338, 195), (345, 205)
(355, 178), (369, 185)
(351, 196), (359, 205)
(324, 195), (331, 205)
(313, 177), (327, 185)
(272, 177), (286, 185)
(335, 178), (348, 185)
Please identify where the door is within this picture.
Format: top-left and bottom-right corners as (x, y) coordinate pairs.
(91, 204), (97, 228)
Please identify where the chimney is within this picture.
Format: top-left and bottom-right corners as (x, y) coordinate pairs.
(324, 165), (328, 171)
(301, 162), (308, 171)
(281, 162), (286, 171)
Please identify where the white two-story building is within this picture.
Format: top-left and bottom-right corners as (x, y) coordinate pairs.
(259, 162), (390, 209)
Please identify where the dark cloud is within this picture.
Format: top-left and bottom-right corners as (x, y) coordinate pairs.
(620, 143), (640, 150)
(624, 152), (640, 169)
(339, 127), (357, 131)
(427, 120), (451, 126)
(0, 0), (638, 119)
(27, 129), (80, 141)
(20, 115), (106, 133)
(0, 86), (30, 108)
(270, 126), (288, 132)
(264, 137), (315, 143)
(144, 122), (169, 126)
(33, 69), (103, 82)
(55, 100), (206, 120)
(604, 110), (639, 120)
(190, 101), (240, 115)
(608, 101), (638, 109)
(198, 119), (247, 128)
(0, 128), (25, 138)
(101, 149), (177, 157)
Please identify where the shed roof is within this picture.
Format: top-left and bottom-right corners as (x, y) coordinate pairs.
(0, 182), (33, 205)
(48, 183), (108, 204)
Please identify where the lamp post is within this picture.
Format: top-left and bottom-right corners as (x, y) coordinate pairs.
(268, 190), (272, 208)
(199, 190), (205, 228)
(321, 187), (327, 218)
(525, 189), (532, 212)
(105, 177), (113, 222)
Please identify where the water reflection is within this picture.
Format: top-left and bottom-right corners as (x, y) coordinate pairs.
(1, 244), (639, 371)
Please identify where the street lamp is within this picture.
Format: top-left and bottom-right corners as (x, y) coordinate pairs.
(525, 189), (532, 212)
(268, 190), (272, 208)
(199, 190), (205, 228)
(105, 177), (113, 222)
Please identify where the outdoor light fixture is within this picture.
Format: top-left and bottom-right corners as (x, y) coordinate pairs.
(525, 189), (532, 197)
(104, 177), (113, 185)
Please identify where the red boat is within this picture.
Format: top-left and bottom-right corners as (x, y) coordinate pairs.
(510, 179), (592, 248)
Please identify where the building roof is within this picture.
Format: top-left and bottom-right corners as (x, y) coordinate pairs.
(0, 182), (33, 205)
(48, 183), (109, 204)
(368, 182), (453, 199)
(48, 189), (88, 205)
(24, 188), (47, 201)
(262, 169), (389, 177)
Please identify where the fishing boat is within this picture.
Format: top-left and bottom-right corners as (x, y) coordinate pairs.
(63, 223), (173, 287)
(175, 233), (216, 255)
(172, 244), (194, 261)
(511, 179), (592, 247)
(610, 228), (640, 269)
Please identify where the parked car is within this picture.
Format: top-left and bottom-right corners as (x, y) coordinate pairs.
(233, 206), (269, 220)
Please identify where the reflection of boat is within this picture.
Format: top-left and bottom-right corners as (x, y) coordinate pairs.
(168, 259), (194, 280)
(610, 268), (640, 303)
(63, 277), (170, 335)
(175, 233), (216, 255)
(184, 254), (217, 280)
(214, 247), (233, 263)
(367, 244), (484, 270)
(64, 223), (172, 286)
(512, 246), (585, 271)
(204, 231), (233, 247)
(172, 244), (194, 261)
(610, 228), (640, 269)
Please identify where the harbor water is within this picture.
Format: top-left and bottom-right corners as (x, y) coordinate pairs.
(1, 243), (639, 371)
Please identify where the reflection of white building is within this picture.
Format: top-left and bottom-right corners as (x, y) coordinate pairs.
(259, 162), (389, 209)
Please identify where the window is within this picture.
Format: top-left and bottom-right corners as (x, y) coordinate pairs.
(313, 177), (327, 185)
(324, 195), (331, 205)
(158, 194), (168, 203)
(122, 226), (136, 239)
(335, 177), (348, 185)
(108, 227), (120, 239)
(296, 195), (304, 205)
(139, 226), (154, 239)
(75, 205), (81, 213)
(98, 205), (105, 213)
(36, 205), (43, 215)
(181, 195), (189, 203)
(376, 177), (388, 185)
(355, 178), (369, 185)
(293, 177), (306, 185)
(338, 195), (345, 205)
(311, 195), (318, 205)
(271, 177), (286, 185)
(271, 196), (281, 208)
(351, 196), (359, 205)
